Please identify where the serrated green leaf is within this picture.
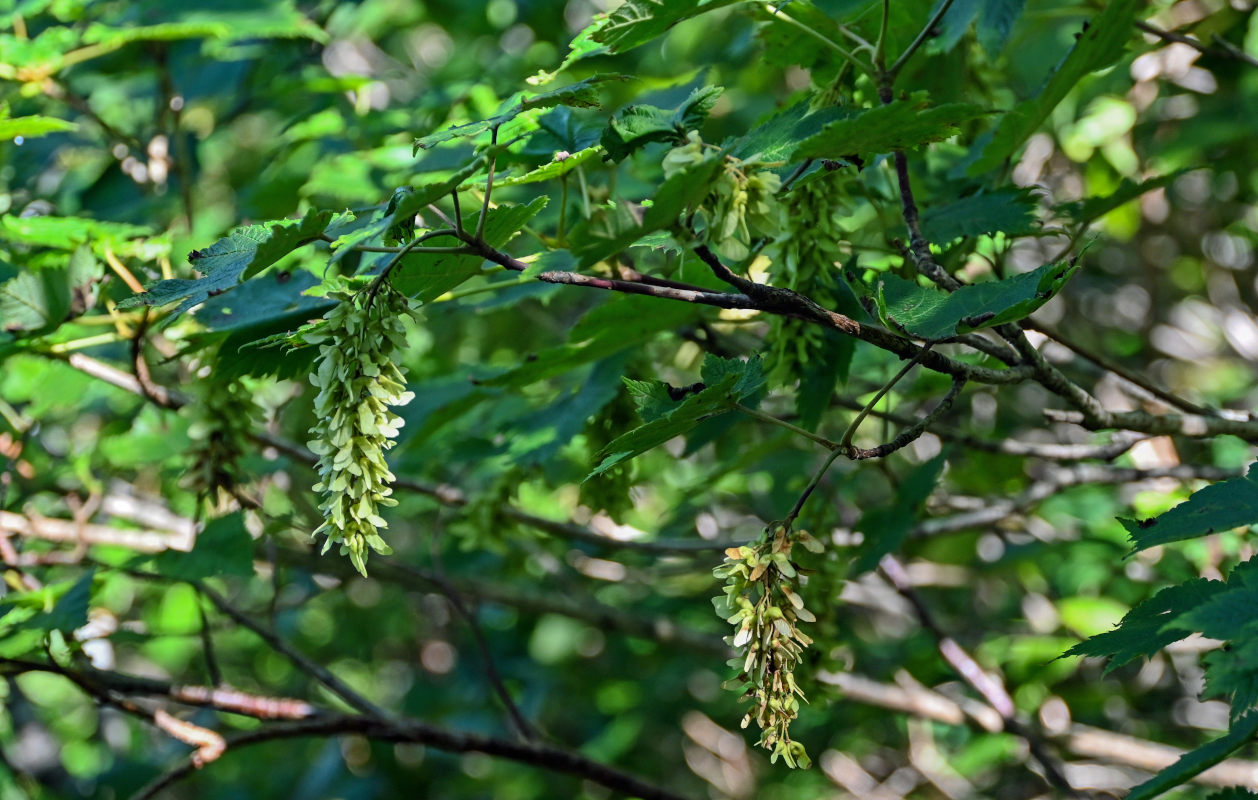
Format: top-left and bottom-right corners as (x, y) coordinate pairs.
(415, 75), (622, 152)
(1168, 557), (1258, 641)
(392, 196), (548, 303)
(794, 93), (988, 161)
(600, 85), (724, 163)
(493, 147), (602, 188)
(968, 0), (1137, 175)
(586, 355), (761, 480)
(1061, 578), (1221, 671)
(149, 513), (254, 580)
(0, 268), (71, 334)
(919, 188), (1039, 242)
(529, 18), (609, 85)
(1123, 463), (1258, 552)
(119, 209), (338, 317)
(591, 0), (739, 53)
(730, 98), (847, 165)
(573, 153), (722, 266)
(1125, 711), (1258, 800)
(1201, 641), (1258, 720)
(864, 261), (1078, 341)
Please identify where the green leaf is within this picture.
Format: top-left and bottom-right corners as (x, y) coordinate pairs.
(794, 93), (988, 161)
(573, 153), (722, 266)
(1201, 641), (1258, 720)
(1122, 463), (1258, 552)
(862, 261), (1078, 341)
(18, 569), (94, 633)
(120, 209), (338, 317)
(1059, 169), (1193, 227)
(586, 355), (762, 480)
(149, 513), (254, 580)
(1125, 711), (1258, 800)
(591, 0), (739, 53)
(976, 0), (1027, 56)
(600, 85), (724, 162)
(968, 0), (1138, 175)
(919, 188), (1039, 243)
(392, 196), (548, 303)
(730, 99), (847, 165)
(493, 147), (602, 188)
(1061, 578), (1221, 671)
(0, 268), (72, 334)
(0, 215), (151, 251)
(415, 75), (622, 151)
(0, 114), (77, 140)
(528, 18), (609, 85)
(1168, 557), (1258, 641)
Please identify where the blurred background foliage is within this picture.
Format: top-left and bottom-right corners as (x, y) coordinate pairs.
(1, 0), (1258, 798)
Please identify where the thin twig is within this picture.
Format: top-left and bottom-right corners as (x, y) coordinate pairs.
(887, 0), (957, 79)
(878, 554), (1080, 797)
(193, 580), (390, 719)
(840, 345), (934, 451)
(1135, 19), (1258, 70)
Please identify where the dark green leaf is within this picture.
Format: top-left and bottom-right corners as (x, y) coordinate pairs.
(976, 0), (1027, 56)
(17, 569), (94, 633)
(586, 355), (762, 479)
(1125, 712), (1258, 800)
(730, 99), (847, 165)
(968, 0), (1138, 175)
(591, 0), (739, 53)
(393, 196), (548, 303)
(1061, 578), (1222, 671)
(150, 513), (254, 580)
(862, 261), (1078, 341)
(1122, 463), (1258, 552)
(120, 209), (338, 317)
(573, 153), (721, 266)
(794, 94), (988, 161)
(919, 188), (1039, 242)
(600, 86), (724, 162)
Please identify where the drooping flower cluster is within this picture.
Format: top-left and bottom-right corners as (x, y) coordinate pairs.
(183, 369), (258, 506)
(713, 523), (824, 768)
(306, 283), (419, 576)
(663, 131), (784, 262)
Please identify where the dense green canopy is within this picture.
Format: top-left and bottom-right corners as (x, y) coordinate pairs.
(2, 1), (1258, 798)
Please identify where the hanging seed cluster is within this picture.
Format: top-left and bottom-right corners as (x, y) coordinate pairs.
(183, 371), (257, 504)
(713, 524), (824, 768)
(768, 172), (847, 387)
(307, 284), (419, 576)
(663, 131), (784, 262)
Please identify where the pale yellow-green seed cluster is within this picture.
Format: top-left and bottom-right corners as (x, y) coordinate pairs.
(713, 524), (824, 769)
(768, 172), (848, 386)
(307, 285), (419, 576)
(183, 371), (258, 505)
(663, 131), (784, 262)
